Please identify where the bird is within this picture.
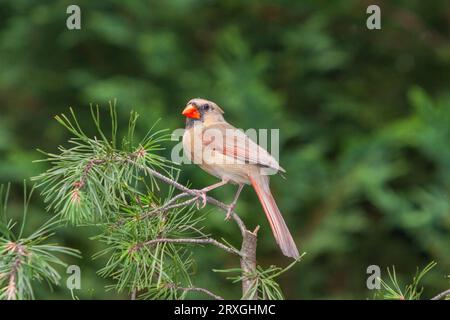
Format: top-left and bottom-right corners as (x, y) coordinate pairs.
(181, 98), (299, 259)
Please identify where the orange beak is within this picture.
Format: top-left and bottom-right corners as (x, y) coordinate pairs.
(182, 104), (201, 119)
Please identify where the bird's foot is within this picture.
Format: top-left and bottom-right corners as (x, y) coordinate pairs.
(225, 204), (235, 221)
(192, 189), (207, 209)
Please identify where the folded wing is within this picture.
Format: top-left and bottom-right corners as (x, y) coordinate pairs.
(202, 122), (285, 173)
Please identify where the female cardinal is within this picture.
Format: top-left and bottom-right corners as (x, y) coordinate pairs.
(181, 98), (299, 259)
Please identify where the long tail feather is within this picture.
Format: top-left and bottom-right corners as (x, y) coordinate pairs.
(249, 173), (300, 259)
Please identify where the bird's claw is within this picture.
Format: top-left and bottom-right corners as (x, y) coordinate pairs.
(193, 189), (207, 209)
(225, 204), (235, 221)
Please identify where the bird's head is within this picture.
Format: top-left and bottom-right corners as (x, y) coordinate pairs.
(182, 98), (224, 125)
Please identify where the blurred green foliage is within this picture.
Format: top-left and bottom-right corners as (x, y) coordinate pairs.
(0, 0), (449, 299)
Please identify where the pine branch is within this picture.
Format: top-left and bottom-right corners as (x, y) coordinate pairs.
(128, 160), (248, 237)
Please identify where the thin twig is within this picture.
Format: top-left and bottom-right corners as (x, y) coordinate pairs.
(155, 198), (199, 213)
(137, 237), (242, 257)
(166, 284), (224, 300)
(431, 288), (450, 300)
(161, 192), (191, 207)
(140, 193), (196, 219)
(179, 287), (224, 300)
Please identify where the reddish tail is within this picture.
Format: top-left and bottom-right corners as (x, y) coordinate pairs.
(249, 173), (300, 259)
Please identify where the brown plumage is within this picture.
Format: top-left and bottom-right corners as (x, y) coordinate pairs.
(182, 98), (299, 259)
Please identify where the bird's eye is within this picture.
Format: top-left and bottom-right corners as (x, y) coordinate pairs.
(202, 104), (210, 111)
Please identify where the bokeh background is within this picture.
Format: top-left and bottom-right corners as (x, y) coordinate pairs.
(0, 0), (449, 299)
